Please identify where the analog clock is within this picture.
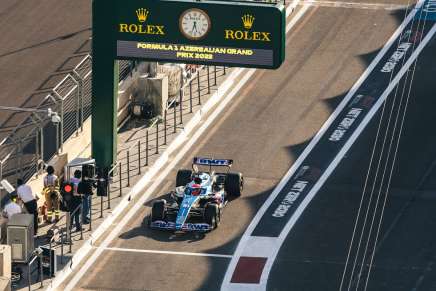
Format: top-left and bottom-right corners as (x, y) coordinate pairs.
(179, 8), (211, 40)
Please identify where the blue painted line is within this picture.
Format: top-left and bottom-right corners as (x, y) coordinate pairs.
(416, 0), (436, 21)
(251, 10), (436, 237)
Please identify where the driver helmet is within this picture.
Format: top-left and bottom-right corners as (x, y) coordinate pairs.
(192, 173), (202, 185)
(191, 184), (201, 196)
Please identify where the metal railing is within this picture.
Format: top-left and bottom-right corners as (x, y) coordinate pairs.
(12, 65), (227, 288)
(111, 65), (226, 197)
(66, 203), (83, 253)
(47, 227), (65, 276)
(26, 249), (43, 291)
(0, 57), (136, 200)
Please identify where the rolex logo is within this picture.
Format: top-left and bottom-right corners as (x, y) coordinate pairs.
(241, 14), (254, 30)
(136, 8), (149, 23)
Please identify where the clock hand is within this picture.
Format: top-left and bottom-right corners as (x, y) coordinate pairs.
(192, 21), (198, 33)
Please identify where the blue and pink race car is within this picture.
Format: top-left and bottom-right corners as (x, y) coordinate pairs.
(149, 157), (243, 232)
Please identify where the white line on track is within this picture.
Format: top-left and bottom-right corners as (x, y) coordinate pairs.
(98, 246), (233, 259)
(221, 0), (430, 289)
(300, 0), (409, 10)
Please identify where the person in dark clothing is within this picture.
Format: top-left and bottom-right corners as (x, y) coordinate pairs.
(68, 170), (83, 231)
(78, 175), (93, 224)
(16, 178), (38, 235)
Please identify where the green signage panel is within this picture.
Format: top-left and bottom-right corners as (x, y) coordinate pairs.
(115, 0), (286, 69)
(92, 0), (286, 170)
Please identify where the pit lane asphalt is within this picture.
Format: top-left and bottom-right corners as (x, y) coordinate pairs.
(61, 2), (420, 290)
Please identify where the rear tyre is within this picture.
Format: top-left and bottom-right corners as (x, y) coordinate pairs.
(151, 200), (166, 222)
(204, 203), (219, 229)
(225, 172), (243, 198)
(176, 169), (192, 187)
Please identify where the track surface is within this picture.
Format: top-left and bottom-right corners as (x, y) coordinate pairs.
(268, 3), (436, 291)
(58, 1), (436, 290)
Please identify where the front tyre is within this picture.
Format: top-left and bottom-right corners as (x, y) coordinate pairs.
(151, 200), (166, 222)
(204, 203), (220, 230)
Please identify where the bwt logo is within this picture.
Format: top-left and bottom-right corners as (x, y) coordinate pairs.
(197, 158), (229, 165)
(183, 223), (210, 231)
(423, 0), (436, 12)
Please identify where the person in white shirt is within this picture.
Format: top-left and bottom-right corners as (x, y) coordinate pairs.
(17, 178), (38, 234)
(3, 194), (22, 219)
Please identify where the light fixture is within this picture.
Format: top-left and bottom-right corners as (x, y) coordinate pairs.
(0, 179), (15, 194)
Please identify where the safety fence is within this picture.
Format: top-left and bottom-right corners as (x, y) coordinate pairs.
(1, 63), (226, 270)
(0, 57), (135, 203)
(34, 66), (227, 280)
(99, 65), (226, 217)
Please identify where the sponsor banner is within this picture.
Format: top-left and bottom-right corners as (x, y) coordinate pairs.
(117, 41), (273, 67)
(417, 0), (436, 21)
(251, 16), (435, 237)
(115, 1), (285, 68)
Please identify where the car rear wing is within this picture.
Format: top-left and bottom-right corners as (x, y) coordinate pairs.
(193, 157), (233, 168)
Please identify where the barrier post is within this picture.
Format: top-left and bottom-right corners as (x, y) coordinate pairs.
(197, 72), (201, 105)
(107, 179), (111, 209)
(138, 141), (141, 175)
(66, 212), (71, 252)
(39, 252), (43, 288)
(173, 102), (177, 133)
(127, 151), (130, 187)
(49, 239), (52, 279)
(100, 196), (103, 218)
(79, 205), (83, 240)
(155, 122), (159, 154)
(60, 228), (64, 264)
(89, 200), (92, 231)
(164, 110), (167, 145)
(119, 162), (122, 197)
(179, 89), (183, 124)
(189, 81), (193, 113)
(207, 66), (210, 94)
(146, 130), (149, 166)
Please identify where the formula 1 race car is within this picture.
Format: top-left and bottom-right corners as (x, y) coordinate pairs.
(149, 157), (243, 232)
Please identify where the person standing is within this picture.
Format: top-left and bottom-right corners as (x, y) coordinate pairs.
(77, 175), (92, 224)
(16, 178), (38, 234)
(69, 170), (82, 231)
(43, 166), (60, 222)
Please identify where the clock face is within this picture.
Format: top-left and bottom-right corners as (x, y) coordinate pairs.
(179, 9), (211, 40)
